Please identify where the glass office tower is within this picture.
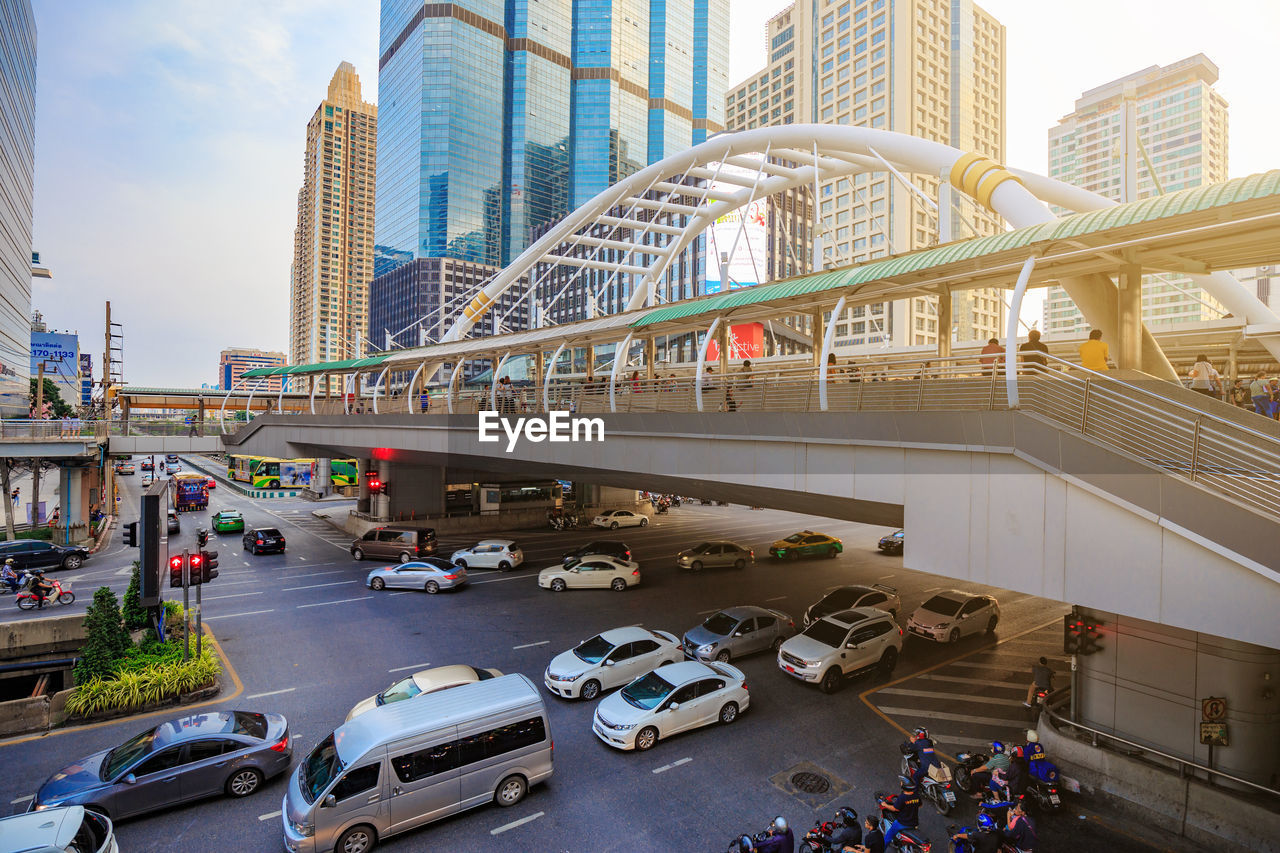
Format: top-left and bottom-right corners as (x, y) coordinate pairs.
(0, 0), (34, 416)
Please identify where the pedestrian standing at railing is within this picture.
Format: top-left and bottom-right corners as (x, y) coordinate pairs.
(1187, 354), (1221, 398)
(1249, 371), (1270, 416)
(1019, 329), (1049, 372)
(630, 370), (641, 393)
(1270, 378), (1280, 421)
(737, 360), (753, 390)
(980, 337), (1004, 374)
(1078, 329), (1110, 372)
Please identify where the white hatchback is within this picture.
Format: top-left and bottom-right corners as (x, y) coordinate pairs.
(592, 509), (649, 529)
(450, 539), (524, 571)
(544, 626), (682, 700)
(592, 660), (749, 751)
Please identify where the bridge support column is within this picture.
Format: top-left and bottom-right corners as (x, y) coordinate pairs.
(1117, 263), (1144, 370)
(370, 459), (391, 519)
(936, 290), (952, 358)
(811, 310), (825, 367)
(312, 458), (331, 497)
(357, 458), (371, 515)
(384, 464), (446, 520)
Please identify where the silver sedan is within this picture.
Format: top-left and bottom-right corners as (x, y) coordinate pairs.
(682, 605), (797, 663)
(676, 541), (755, 571)
(366, 558), (467, 594)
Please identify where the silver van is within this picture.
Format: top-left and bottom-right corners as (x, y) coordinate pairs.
(283, 673), (552, 853)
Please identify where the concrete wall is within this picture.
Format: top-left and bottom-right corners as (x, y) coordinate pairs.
(1, 613), (85, 660)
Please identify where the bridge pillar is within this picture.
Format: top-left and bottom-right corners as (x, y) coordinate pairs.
(371, 459), (391, 519)
(312, 458), (331, 498)
(356, 458), (371, 515)
(1117, 263), (1144, 370)
(811, 310), (824, 366)
(936, 290), (952, 358)
(384, 463), (446, 520)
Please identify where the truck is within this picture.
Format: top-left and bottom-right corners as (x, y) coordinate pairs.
(171, 472), (208, 512)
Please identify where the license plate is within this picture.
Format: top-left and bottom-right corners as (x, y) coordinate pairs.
(1049, 794), (1060, 804)
(785, 665), (796, 673)
(944, 792), (956, 802)
(593, 723), (604, 736)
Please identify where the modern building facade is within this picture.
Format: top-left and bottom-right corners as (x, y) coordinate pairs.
(29, 327), (80, 411)
(289, 62), (377, 367)
(1042, 54), (1229, 334)
(219, 347), (287, 393)
(370, 0), (728, 351)
(0, 0), (35, 416)
(725, 0), (1007, 351)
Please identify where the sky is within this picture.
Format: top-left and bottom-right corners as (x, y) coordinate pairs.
(29, 0), (1280, 386)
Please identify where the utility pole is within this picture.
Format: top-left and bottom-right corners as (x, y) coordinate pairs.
(34, 361), (44, 420)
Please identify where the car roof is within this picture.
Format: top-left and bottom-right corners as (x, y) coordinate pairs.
(598, 626), (658, 645)
(653, 660), (716, 684)
(0, 805), (86, 848)
(930, 589), (978, 601)
(394, 559), (451, 570)
(827, 584), (875, 596)
(409, 664), (484, 691)
(716, 605), (768, 620)
(252, 528), (281, 535)
(152, 711), (264, 747)
(474, 539), (515, 547)
(822, 607), (890, 627)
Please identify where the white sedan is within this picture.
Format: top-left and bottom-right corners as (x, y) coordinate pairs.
(450, 539), (524, 571)
(346, 664), (501, 721)
(592, 660), (749, 751)
(592, 509), (649, 529)
(366, 558), (467, 594)
(538, 556), (641, 591)
(544, 626), (682, 700)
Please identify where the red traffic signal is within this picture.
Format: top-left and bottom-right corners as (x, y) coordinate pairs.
(367, 477), (383, 494)
(169, 554), (185, 588)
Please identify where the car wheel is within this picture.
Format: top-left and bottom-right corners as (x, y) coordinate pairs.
(398, 552), (412, 564)
(715, 649), (731, 662)
(879, 647), (899, 676)
(225, 767), (263, 797)
(610, 521), (619, 529)
(580, 679), (601, 701)
(336, 824), (377, 853)
(640, 517), (648, 527)
(718, 702), (739, 724)
(820, 668), (843, 694)
(948, 628), (961, 644)
(986, 615), (999, 634)
(425, 581), (440, 594)
(352, 548), (364, 561)
(83, 805), (110, 820)
(772, 637), (784, 651)
(370, 577), (385, 590)
(550, 578), (566, 592)
(62, 555), (83, 570)
(734, 558), (746, 570)
(494, 774), (527, 807)
(691, 560), (703, 572)
(635, 726), (659, 751)
(498, 561), (511, 572)
(788, 550), (799, 562)
(826, 547), (838, 558)
(58, 591), (75, 605)
(610, 578), (627, 591)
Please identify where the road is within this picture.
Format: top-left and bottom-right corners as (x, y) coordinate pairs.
(0, 458), (1190, 852)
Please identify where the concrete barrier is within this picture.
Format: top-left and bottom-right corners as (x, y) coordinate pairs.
(1039, 717), (1280, 852)
(1, 614), (85, 660)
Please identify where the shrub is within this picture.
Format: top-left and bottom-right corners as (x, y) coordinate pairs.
(63, 638), (221, 718)
(74, 587), (131, 685)
(122, 562), (147, 630)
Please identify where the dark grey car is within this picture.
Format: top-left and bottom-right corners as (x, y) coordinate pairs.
(682, 605), (796, 663)
(31, 711), (292, 820)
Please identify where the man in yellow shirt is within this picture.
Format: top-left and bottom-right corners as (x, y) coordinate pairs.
(1079, 329), (1109, 372)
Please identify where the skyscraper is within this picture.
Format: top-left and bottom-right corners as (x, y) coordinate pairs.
(1042, 54), (1229, 334)
(369, 0), (727, 349)
(219, 348), (287, 393)
(0, 0), (35, 416)
(725, 0), (1007, 351)
(289, 62), (377, 366)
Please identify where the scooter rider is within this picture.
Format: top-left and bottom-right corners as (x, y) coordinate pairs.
(848, 815), (884, 853)
(951, 814), (1002, 853)
(1004, 804), (1038, 852)
(969, 741), (1010, 798)
(1022, 730), (1056, 783)
(880, 778), (921, 845)
(755, 816), (794, 853)
(828, 807), (861, 851)
(1, 559), (19, 593)
(29, 569), (54, 609)
(904, 726), (938, 786)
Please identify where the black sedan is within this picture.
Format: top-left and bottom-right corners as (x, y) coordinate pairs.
(0, 539), (89, 571)
(30, 711), (291, 820)
(561, 540), (631, 565)
(242, 527), (286, 555)
(878, 529), (905, 554)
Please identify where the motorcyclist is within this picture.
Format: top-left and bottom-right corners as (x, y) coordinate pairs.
(904, 726), (938, 786)
(1022, 730), (1056, 783)
(1024, 656), (1054, 707)
(1, 559), (19, 593)
(828, 807), (862, 851)
(755, 816), (794, 853)
(1003, 747), (1030, 799)
(735, 834), (756, 853)
(950, 814), (1003, 853)
(851, 815), (884, 853)
(1003, 804), (1038, 852)
(880, 778), (921, 845)
(29, 569), (54, 609)
(968, 741), (1010, 798)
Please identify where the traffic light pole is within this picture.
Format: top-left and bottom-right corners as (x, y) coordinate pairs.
(182, 548), (190, 663)
(195, 580), (202, 657)
(1069, 605), (1080, 722)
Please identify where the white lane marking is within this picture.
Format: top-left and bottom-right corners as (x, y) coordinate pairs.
(875, 687), (1028, 708)
(206, 609), (275, 620)
(490, 811), (544, 835)
(872, 706), (1027, 728)
(258, 810), (281, 822)
(10, 794), (33, 804)
(296, 596), (372, 608)
(202, 591), (267, 601)
(878, 574), (897, 580)
(512, 640), (549, 650)
(281, 580), (357, 592)
(652, 757), (693, 774)
(246, 687), (297, 700)
(697, 608), (721, 615)
(765, 595), (787, 601)
(388, 591), (413, 596)
(470, 575), (537, 587)
(114, 567), (133, 576)
(389, 662), (430, 673)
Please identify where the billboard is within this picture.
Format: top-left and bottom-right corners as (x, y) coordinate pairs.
(30, 332), (81, 411)
(705, 161), (769, 294)
(80, 353), (93, 404)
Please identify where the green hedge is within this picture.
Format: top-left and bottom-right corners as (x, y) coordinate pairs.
(0, 527), (53, 542)
(64, 635), (220, 718)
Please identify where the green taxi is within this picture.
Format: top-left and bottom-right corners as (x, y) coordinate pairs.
(211, 509), (245, 534)
(768, 530), (843, 560)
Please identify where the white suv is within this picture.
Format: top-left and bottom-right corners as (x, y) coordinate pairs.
(450, 539), (524, 571)
(777, 607), (902, 693)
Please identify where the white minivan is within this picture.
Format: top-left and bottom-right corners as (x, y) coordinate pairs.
(283, 674), (553, 853)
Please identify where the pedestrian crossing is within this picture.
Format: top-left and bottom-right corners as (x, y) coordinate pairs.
(863, 621), (1068, 754)
(270, 509), (353, 548)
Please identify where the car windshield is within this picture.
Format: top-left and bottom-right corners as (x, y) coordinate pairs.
(377, 676), (422, 706)
(701, 612), (738, 636)
(690, 543), (712, 554)
(227, 711), (268, 739)
(101, 727), (159, 780)
(620, 672), (674, 710)
(801, 619), (850, 648)
(299, 733), (344, 805)
(819, 590), (857, 610)
(573, 634), (613, 664)
(893, 530), (904, 538)
(783, 533), (804, 543)
(921, 595), (964, 617)
(258, 529), (281, 538)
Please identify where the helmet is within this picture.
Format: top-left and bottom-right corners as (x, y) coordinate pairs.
(1026, 730), (1040, 743)
(1012, 746), (1024, 758)
(913, 726), (929, 739)
(772, 817), (788, 833)
(836, 807), (858, 828)
(737, 835), (754, 853)
(976, 814), (997, 831)
(900, 777), (916, 791)
(991, 741), (1005, 755)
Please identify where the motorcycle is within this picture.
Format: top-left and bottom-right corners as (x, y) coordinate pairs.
(725, 829), (771, 853)
(16, 578), (75, 610)
(875, 788), (933, 853)
(656, 502), (669, 515)
(952, 751), (989, 794)
(901, 744), (957, 815)
(798, 817), (837, 852)
(946, 824), (1016, 853)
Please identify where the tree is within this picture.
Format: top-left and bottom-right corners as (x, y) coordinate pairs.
(29, 377), (73, 419)
(74, 587), (131, 684)
(122, 562), (147, 630)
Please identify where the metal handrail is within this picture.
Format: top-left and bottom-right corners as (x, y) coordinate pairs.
(1043, 702), (1280, 803)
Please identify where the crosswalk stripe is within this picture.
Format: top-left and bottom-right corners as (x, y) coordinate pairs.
(916, 673), (1028, 689)
(873, 687), (1028, 708)
(872, 707), (1029, 728)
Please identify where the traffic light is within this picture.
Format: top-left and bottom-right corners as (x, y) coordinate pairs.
(1063, 615), (1083, 655)
(1079, 619), (1104, 656)
(122, 521), (138, 547)
(367, 476), (383, 494)
(200, 550), (219, 583)
(196, 528), (209, 548)
(169, 554), (185, 588)
(188, 551), (203, 586)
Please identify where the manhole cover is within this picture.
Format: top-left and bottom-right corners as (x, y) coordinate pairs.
(790, 771), (831, 794)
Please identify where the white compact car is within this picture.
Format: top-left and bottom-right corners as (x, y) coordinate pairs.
(592, 660), (749, 751)
(450, 539), (524, 571)
(538, 556), (641, 591)
(592, 509), (649, 529)
(544, 626), (682, 700)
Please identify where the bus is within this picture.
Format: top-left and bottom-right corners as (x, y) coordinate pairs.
(228, 455), (358, 489)
(170, 472), (209, 512)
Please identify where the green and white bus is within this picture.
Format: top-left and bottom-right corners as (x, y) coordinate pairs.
(228, 456), (359, 489)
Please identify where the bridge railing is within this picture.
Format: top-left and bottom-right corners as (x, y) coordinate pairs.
(0, 419), (108, 441)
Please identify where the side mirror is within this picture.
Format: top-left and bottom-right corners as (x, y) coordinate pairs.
(733, 632), (743, 638)
(604, 660), (615, 667)
(323, 794), (336, 808)
(846, 642), (858, 649)
(668, 702), (680, 711)
(122, 774), (137, 786)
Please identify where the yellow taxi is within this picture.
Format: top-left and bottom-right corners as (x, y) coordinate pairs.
(768, 530), (843, 560)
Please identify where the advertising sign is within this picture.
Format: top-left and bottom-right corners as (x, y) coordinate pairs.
(278, 461), (314, 488)
(706, 323), (765, 361)
(30, 332), (81, 409)
(705, 161), (769, 294)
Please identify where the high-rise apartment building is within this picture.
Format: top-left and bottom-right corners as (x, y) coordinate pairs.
(370, 0), (728, 349)
(726, 0), (1007, 351)
(289, 62), (377, 366)
(219, 348), (287, 393)
(0, 0), (35, 416)
(1042, 54), (1229, 334)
